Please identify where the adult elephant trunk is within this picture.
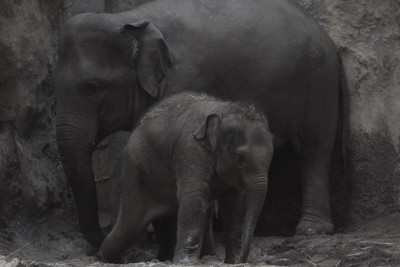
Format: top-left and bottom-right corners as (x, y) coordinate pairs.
(240, 174), (268, 262)
(56, 111), (105, 247)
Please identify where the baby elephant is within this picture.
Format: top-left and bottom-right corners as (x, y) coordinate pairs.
(99, 93), (273, 264)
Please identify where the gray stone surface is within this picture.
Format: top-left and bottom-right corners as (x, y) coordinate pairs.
(70, 0), (105, 14)
(104, 0), (148, 12)
(0, 0), (399, 230)
(0, 0), (106, 226)
(0, 0), (71, 227)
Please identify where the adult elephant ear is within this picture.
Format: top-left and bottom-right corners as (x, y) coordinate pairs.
(122, 20), (172, 98)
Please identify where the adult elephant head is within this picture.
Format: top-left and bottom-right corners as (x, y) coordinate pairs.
(55, 15), (171, 247)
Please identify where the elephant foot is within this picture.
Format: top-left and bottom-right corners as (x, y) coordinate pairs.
(172, 256), (200, 265)
(86, 244), (99, 256)
(200, 236), (216, 257)
(82, 227), (106, 248)
(224, 254), (241, 264)
(173, 251), (200, 264)
(296, 215), (334, 236)
(97, 248), (121, 264)
(98, 238), (123, 263)
(157, 246), (175, 262)
(200, 243), (216, 258)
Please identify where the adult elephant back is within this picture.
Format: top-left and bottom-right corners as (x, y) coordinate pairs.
(55, 0), (339, 248)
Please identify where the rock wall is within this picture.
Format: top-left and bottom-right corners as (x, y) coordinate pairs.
(0, 0), (72, 227)
(0, 0), (399, 230)
(299, 0), (400, 223)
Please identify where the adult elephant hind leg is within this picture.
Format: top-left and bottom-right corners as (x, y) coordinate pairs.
(296, 47), (339, 236)
(296, 151), (334, 235)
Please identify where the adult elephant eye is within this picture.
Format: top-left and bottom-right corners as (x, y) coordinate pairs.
(234, 152), (244, 167)
(85, 81), (105, 102)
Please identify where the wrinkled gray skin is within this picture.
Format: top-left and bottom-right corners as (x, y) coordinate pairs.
(55, 0), (339, 253)
(99, 93), (273, 264)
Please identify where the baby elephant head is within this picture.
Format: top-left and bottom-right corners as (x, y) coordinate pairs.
(194, 112), (273, 262)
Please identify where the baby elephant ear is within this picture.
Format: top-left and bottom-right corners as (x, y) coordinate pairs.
(193, 114), (222, 152)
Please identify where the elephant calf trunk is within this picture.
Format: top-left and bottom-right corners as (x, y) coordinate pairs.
(240, 176), (268, 262)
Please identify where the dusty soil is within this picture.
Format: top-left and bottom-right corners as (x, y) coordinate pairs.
(1, 211), (400, 267)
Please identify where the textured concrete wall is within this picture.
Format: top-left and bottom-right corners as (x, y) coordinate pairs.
(0, 0), (399, 229)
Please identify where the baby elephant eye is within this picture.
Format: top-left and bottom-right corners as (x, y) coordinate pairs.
(234, 153), (244, 166)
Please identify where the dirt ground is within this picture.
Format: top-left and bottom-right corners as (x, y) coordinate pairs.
(1, 211), (400, 267)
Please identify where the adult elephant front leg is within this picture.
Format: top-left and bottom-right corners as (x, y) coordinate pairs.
(56, 112), (105, 249)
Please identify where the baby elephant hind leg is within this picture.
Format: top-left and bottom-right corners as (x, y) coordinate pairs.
(98, 198), (147, 263)
(99, 190), (164, 263)
(153, 215), (177, 261)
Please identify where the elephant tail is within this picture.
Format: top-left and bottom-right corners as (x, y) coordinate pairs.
(337, 48), (349, 172)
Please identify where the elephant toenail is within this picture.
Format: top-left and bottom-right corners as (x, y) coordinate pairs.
(306, 228), (317, 236)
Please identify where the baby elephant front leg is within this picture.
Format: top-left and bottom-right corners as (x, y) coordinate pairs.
(173, 180), (211, 264)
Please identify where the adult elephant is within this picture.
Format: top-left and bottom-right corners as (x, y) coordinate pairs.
(55, 0), (339, 249)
